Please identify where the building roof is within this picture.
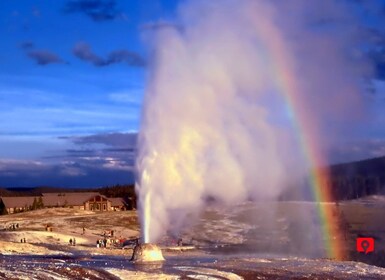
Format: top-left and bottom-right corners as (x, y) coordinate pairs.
(0, 196), (40, 208)
(42, 192), (99, 197)
(41, 192), (107, 207)
(1, 192), (115, 209)
(109, 197), (127, 207)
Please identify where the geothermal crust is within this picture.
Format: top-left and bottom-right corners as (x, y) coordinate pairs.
(131, 243), (165, 263)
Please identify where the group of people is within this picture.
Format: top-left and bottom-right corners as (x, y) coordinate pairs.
(96, 238), (108, 248)
(6, 223), (19, 231)
(45, 224), (53, 232)
(95, 230), (117, 248)
(69, 238), (76, 246)
(102, 230), (114, 237)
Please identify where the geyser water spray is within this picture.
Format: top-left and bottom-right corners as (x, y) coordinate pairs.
(136, 0), (372, 245)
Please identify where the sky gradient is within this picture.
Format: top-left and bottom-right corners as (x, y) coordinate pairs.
(1, 0), (385, 188)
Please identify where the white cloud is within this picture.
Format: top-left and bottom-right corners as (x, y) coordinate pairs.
(108, 89), (143, 105)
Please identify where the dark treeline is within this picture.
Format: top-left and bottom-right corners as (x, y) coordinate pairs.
(89, 184), (136, 199)
(0, 188), (40, 197)
(0, 186), (69, 197)
(277, 156), (385, 202)
(329, 156), (385, 201)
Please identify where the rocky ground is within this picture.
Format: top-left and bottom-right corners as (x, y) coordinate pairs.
(0, 198), (385, 279)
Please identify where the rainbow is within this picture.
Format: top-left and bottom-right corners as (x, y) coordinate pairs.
(251, 14), (346, 260)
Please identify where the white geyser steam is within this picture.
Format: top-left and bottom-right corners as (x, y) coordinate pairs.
(136, 0), (371, 243)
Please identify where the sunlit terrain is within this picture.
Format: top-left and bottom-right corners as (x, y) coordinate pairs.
(0, 198), (384, 279)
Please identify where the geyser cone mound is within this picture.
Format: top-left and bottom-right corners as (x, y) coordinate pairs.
(131, 243), (165, 263)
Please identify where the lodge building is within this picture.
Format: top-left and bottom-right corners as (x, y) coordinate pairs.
(0, 192), (131, 214)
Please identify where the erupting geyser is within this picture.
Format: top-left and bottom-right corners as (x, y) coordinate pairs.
(131, 243), (165, 263)
(135, 0), (372, 254)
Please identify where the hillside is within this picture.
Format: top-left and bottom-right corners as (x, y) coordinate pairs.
(329, 156), (385, 200)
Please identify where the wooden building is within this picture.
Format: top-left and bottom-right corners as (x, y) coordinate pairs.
(109, 197), (128, 211)
(41, 192), (112, 211)
(86, 194), (111, 211)
(0, 192), (126, 214)
(0, 196), (38, 214)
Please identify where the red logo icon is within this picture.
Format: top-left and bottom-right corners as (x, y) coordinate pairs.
(356, 237), (374, 254)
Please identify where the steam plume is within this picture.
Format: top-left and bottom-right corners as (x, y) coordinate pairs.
(136, 0), (372, 243)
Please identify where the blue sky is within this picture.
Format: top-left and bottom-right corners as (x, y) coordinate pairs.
(0, 0), (180, 139)
(0, 0), (385, 187)
(0, 0), (182, 187)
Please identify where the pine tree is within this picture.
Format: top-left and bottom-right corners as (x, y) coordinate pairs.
(31, 198), (37, 210)
(37, 196), (44, 209)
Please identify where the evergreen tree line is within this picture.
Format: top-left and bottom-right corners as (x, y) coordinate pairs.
(329, 175), (385, 201)
(95, 184), (136, 199)
(30, 196), (44, 210)
(328, 156), (385, 201)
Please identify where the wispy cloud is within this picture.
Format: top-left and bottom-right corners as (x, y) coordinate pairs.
(0, 132), (139, 187)
(27, 50), (65, 65)
(329, 138), (385, 163)
(64, 132), (137, 147)
(0, 86), (140, 138)
(0, 158), (134, 187)
(63, 0), (122, 22)
(140, 20), (180, 31)
(19, 41), (34, 50)
(56, 132), (137, 170)
(0, 132), (138, 187)
(73, 42), (145, 67)
(108, 90), (142, 105)
(18, 42), (65, 66)
(0, 159), (48, 176)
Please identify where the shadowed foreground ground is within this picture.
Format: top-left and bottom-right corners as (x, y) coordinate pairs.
(1, 252), (385, 279)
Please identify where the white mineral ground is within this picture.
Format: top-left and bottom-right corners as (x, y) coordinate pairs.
(0, 197), (385, 279)
(0, 208), (139, 256)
